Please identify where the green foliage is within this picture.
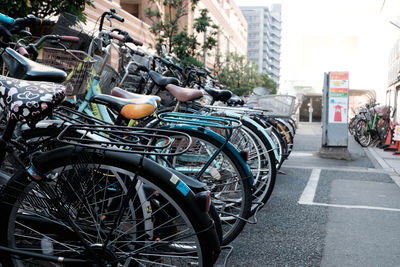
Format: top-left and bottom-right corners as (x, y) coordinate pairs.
(0, 0), (94, 22)
(214, 52), (276, 96)
(145, 1), (218, 66)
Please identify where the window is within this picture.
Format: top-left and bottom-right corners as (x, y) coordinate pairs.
(121, 3), (140, 19)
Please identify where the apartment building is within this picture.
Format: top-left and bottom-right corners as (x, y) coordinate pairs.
(239, 5), (281, 89)
(83, 0), (247, 64)
(387, 38), (400, 122)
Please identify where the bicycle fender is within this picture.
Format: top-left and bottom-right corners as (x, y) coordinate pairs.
(167, 167), (208, 191)
(163, 124), (254, 185)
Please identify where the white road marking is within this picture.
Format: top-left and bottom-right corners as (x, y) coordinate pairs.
(301, 202), (400, 212)
(290, 152), (314, 157)
(283, 165), (387, 173)
(297, 168), (400, 212)
(298, 168), (321, 204)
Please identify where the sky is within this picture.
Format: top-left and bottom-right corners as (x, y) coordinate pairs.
(234, 0), (400, 102)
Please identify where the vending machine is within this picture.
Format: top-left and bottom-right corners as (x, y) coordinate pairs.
(321, 72), (351, 159)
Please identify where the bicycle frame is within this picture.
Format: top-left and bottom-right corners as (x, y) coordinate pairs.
(368, 112), (379, 131)
(64, 36), (121, 123)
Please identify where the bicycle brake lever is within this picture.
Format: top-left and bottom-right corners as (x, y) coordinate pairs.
(106, 15), (113, 27)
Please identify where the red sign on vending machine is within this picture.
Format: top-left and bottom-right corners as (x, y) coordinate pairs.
(328, 72), (349, 124)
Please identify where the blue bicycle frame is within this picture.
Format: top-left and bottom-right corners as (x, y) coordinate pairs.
(158, 113), (254, 185)
(216, 110), (279, 161)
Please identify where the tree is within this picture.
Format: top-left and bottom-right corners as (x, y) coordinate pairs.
(145, 0), (218, 66)
(0, 0), (94, 22)
(214, 52), (276, 96)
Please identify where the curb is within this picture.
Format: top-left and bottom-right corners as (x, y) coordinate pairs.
(365, 146), (400, 188)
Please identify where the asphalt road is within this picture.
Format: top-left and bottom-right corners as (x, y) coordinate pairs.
(216, 122), (400, 266)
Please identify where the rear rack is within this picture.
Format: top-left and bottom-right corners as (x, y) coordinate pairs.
(54, 107), (192, 156)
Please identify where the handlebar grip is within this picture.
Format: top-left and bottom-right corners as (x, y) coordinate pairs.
(132, 39), (143, 46)
(0, 13), (14, 26)
(111, 14), (124, 22)
(109, 32), (126, 42)
(133, 50), (145, 57)
(18, 47), (29, 57)
(126, 35), (143, 46)
(60, 36), (80, 43)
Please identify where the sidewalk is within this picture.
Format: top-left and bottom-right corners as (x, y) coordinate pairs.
(365, 144), (400, 188)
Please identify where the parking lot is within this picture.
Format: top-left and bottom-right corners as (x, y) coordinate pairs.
(217, 123), (400, 266)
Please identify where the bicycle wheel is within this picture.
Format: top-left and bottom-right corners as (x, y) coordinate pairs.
(376, 117), (389, 142)
(355, 119), (371, 147)
(205, 114), (277, 217)
(158, 128), (252, 245)
(348, 116), (358, 136)
(239, 119), (276, 213)
(0, 146), (220, 266)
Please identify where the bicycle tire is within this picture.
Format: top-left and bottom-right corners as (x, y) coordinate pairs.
(0, 146), (220, 266)
(154, 127), (252, 245)
(17, 122), (224, 244)
(239, 119), (277, 213)
(355, 119), (371, 147)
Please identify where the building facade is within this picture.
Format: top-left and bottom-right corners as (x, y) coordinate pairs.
(239, 5), (281, 90)
(83, 0), (247, 66)
(387, 38), (400, 122)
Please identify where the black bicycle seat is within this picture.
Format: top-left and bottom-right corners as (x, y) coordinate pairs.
(203, 86), (232, 102)
(0, 75), (65, 126)
(2, 48), (67, 83)
(227, 94), (244, 106)
(148, 71), (180, 87)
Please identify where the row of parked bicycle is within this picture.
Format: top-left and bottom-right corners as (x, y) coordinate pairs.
(0, 9), (296, 266)
(348, 102), (392, 147)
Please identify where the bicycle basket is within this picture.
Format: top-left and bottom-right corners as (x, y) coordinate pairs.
(93, 55), (121, 95)
(40, 47), (95, 95)
(257, 95), (296, 117)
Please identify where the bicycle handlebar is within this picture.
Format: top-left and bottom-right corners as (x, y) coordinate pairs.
(99, 9), (124, 32)
(0, 13), (14, 26)
(60, 35), (80, 43)
(111, 28), (143, 46)
(0, 14), (53, 44)
(110, 13), (124, 23)
(109, 32), (126, 42)
(32, 35), (80, 50)
(12, 15), (52, 32)
(126, 35), (143, 46)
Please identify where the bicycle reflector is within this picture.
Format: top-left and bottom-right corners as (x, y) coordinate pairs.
(240, 148), (250, 162)
(194, 191), (211, 213)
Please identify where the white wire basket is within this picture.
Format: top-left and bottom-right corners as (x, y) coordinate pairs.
(257, 95), (296, 117)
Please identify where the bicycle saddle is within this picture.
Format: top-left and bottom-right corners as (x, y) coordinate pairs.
(148, 71), (180, 87)
(0, 75), (65, 126)
(165, 84), (204, 102)
(227, 94), (244, 106)
(203, 86), (232, 102)
(2, 48), (67, 83)
(111, 87), (161, 104)
(90, 93), (158, 120)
